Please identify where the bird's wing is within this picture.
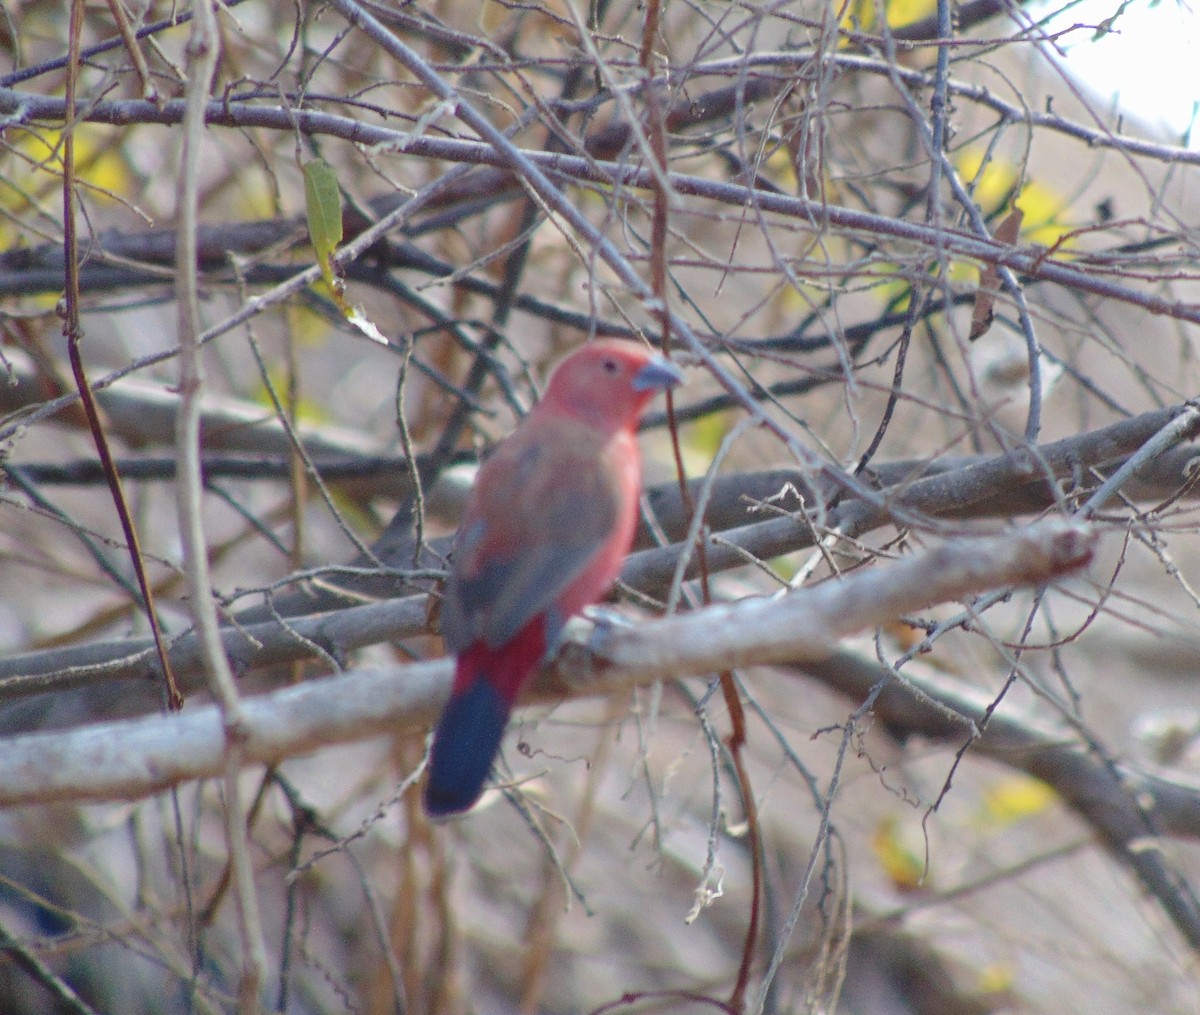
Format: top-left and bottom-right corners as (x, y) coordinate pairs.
(440, 425), (624, 652)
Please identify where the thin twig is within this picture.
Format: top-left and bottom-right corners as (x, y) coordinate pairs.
(174, 0), (267, 1007)
(59, 0), (182, 712)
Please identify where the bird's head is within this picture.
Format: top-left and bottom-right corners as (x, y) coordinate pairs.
(539, 340), (683, 431)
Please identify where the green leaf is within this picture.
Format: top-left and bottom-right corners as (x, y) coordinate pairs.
(303, 158), (343, 289)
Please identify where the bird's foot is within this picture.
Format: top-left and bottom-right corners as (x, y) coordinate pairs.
(552, 606), (632, 652)
(580, 604), (635, 629)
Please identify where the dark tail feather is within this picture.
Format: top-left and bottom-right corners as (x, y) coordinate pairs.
(424, 679), (511, 817)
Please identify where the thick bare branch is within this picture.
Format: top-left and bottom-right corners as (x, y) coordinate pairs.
(0, 404), (1193, 699)
(0, 519), (1094, 807)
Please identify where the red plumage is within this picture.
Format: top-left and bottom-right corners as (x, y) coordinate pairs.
(424, 340), (682, 817)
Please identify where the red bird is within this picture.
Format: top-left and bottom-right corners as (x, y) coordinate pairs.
(424, 340), (683, 816)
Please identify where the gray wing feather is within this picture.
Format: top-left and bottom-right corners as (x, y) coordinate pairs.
(440, 461), (618, 651)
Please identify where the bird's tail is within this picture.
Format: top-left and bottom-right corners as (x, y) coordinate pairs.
(423, 678), (512, 818)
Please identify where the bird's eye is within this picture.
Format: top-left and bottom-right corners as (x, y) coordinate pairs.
(602, 358), (618, 374)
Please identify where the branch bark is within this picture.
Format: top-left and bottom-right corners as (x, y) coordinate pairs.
(0, 518), (1093, 806)
(0, 403), (1194, 703)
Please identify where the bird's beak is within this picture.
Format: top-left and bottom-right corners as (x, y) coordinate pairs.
(632, 355), (684, 392)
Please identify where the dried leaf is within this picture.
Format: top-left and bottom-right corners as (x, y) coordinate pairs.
(970, 206), (1023, 341)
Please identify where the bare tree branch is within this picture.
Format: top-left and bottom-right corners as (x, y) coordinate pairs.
(0, 404), (1193, 701)
(3, 92), (1196, 325)
(0, 519), (1093, 807)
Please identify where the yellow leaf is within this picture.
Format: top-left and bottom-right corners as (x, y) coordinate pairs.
(1014, 178), (1073, 248)
(250, 369), (331, 428)
(1, 124), (133, 212)
(768, 554), (800, 583)
(953, 148), (1073, 250)
(684, 411), (732, 463)
(978, 775), (1057, 827)
(842, 0), (938, 32)
(0, 123), (135, 259)
(977, 962), (1015, 994)
(230, 166), (281, 221)
(871, 814), (927, 891)
(760, 145), (798, 191)
(860, 261), (912, 310)
(286, 304), (333, 348)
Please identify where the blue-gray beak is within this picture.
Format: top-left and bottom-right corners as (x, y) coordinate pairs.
(632, 355), (684, 392)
